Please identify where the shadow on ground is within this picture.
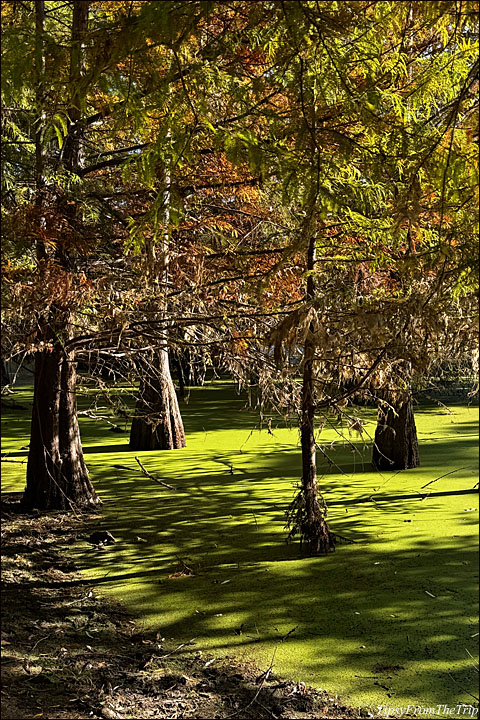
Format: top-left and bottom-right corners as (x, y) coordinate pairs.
(1, 383), (478, 715)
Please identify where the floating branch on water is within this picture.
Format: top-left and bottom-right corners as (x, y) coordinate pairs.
(134, 457), (176, 490)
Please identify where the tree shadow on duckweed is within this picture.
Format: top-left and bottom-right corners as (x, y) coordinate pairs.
(1, 385), (478, 714)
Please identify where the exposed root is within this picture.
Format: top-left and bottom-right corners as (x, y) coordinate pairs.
(285, 488), (336, 555)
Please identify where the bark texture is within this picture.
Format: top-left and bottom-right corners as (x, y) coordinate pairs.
(372, 393), (420, 470)
(24, 334), (99, 510)
(130, 350), (186, 450)
(23, 1), (98, 511)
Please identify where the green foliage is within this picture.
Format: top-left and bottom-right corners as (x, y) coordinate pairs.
(1, 1), (477, 449)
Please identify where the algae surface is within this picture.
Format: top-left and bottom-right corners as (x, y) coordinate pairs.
(2, 383), (478, 714)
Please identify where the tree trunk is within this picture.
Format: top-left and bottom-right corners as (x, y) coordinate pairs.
(62, 0), (89, 173)
(299, 327), (335, 554)
(372, 393), (420, 470)
(129, 57), (186, 450)
(286, 233), (335, 554)
(1, 360), (9, 386)
(24, 328), (99, 510)
(23, 1), (97, 511)
(169, 349), (185, 399)
(180, 349), (206, 387)
(130, 348), (186, 450)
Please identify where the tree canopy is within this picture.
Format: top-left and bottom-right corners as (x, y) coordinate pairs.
(1, 1), (478, 540)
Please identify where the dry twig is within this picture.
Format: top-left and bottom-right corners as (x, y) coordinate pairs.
(134, 457), (176, 490)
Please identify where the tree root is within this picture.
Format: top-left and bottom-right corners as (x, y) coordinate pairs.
(285, 490), (336, 555)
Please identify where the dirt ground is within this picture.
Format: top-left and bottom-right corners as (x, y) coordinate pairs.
(1, 494), (367, 720)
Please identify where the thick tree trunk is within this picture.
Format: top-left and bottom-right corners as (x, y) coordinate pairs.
(23, 1), (97, 511)
(24, 333), (99, 510)
(130, 349), (186, 450)
(372, 393), (420, 470)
